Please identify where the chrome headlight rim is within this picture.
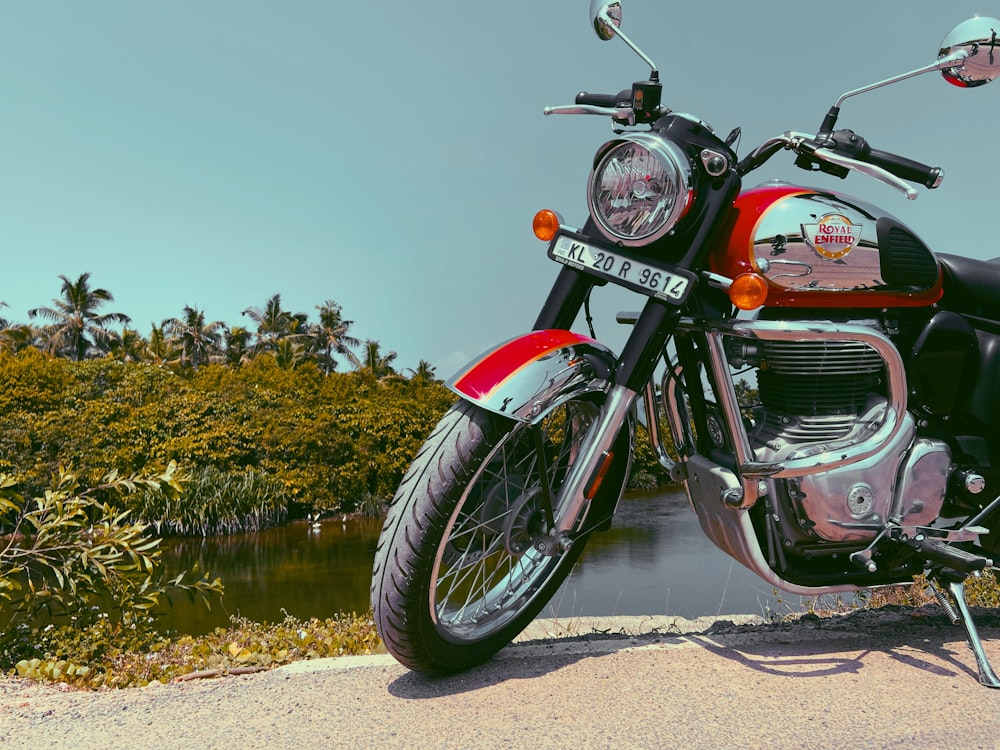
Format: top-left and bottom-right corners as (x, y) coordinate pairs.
(586, 133), (693, 247)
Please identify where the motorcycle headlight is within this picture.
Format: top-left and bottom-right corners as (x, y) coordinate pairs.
(587, 133), (693, 247)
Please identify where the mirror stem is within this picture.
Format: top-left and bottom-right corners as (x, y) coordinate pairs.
(598, 10), (660, 77)
(833, 50), (969, 108)
(820, 50), (969, 133)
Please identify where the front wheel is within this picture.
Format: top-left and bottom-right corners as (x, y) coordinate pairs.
(371, 397), (622, 672)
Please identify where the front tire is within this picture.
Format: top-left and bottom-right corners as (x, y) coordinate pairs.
(371, 397), (614, 672)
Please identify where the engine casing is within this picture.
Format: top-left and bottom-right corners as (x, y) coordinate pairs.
(732, 329), (951, 551)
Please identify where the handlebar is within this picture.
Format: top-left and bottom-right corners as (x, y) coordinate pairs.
(575, 91), (629, 108)
(738, 130), (943, 198)
(865, 148), (943, 189)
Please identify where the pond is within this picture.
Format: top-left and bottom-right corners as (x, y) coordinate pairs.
(158, 489), (799, 635)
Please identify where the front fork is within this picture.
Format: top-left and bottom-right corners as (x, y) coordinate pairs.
(540, 298), (682, 544)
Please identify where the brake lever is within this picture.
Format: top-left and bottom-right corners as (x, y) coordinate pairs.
(812, 148), (919, 200)
(543, 104), (636, 126)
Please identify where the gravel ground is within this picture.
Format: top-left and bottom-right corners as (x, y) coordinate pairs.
(3, 608), (1000, 749)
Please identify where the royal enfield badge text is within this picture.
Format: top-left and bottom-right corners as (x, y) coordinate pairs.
(802, 213), (862, 260)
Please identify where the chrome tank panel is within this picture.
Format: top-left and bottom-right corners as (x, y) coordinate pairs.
(752, 192), (887, 293)
(711, 184), (942, 307)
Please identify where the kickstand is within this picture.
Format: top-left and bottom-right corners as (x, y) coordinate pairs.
(931, 573), (1000, 688)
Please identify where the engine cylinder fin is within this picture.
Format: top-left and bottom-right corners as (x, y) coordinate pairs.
(761, 341), (883, 376)
(756, 340), (885, 418)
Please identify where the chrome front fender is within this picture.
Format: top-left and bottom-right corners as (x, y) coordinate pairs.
(446, 329), (616, 423)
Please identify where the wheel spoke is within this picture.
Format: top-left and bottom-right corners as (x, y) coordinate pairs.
(431, 399), (600, 638)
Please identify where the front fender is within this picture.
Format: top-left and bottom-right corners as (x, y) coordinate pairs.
(447, 329), (616, 423)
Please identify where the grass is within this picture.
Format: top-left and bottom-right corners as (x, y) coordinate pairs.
(128, 466), (289, 536)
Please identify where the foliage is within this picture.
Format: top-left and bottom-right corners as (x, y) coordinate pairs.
(856, 571), (1000, 610)
(0, 466), (223, 677)
(10, 610), (382, 689)
(0, 350), (456, 521)
(628, 422), (674, 491)
(129, 466), (288, 536)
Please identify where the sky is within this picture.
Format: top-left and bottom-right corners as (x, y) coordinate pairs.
(2, 1), (998, 376)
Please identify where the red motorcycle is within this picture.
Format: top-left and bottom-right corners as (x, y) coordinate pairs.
(371, 1), (1000, 686)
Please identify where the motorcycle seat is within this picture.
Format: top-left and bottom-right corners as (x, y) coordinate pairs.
(937, 253), (1000, 322)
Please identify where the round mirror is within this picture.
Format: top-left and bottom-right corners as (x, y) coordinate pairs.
(939, 16), (1000, 88)
(590, 0), (622, 42)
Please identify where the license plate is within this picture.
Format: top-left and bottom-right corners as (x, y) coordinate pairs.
(548, 235), (691, 302)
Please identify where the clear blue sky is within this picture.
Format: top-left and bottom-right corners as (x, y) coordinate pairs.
(2, 1), (996, 375)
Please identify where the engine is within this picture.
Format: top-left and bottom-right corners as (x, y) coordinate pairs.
(727, 331), (953, 554)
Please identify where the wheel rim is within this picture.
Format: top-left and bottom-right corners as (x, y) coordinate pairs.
(429, 399), (598, 642)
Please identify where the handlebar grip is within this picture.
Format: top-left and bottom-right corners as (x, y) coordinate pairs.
(575, 90), (628, 108)
(865, 148), (943, 189)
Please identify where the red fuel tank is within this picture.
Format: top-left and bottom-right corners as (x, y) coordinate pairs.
(709, 183), (943, 308)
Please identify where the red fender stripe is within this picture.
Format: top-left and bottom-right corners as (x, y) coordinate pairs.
(451, 329), (596, 401)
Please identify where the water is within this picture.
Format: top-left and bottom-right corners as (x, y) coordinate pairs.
(158, 490), (788, 635)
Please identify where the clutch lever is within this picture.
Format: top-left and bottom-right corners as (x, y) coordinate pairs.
(543, 104), (637, 127)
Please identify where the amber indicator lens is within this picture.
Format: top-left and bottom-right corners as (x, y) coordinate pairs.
(532, 209), (562, 241)
(729, 273), (769, 310)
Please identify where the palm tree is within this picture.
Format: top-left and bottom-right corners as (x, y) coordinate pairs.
(361, 339), (399, 380)
(242, 294), (307, 356)
(223, 325), (253, 367)
(106, 326), (148, 362)
(0, 323), (38, 354)
(0, 301), (8, 331)
(164, 305), (223, 369)
(273, 337), (311, 370)
(312, 300), (361, 374)
(147, 321), (177, 365)
(406, 359), (439, 384)
(28, 273), (131, 361)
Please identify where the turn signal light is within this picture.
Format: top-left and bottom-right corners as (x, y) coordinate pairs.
(729, 273), (769, 310)
(532, 209), (563, 241)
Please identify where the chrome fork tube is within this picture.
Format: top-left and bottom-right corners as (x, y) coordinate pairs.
(551, 383), (638, 538)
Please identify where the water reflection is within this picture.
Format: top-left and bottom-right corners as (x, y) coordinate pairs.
(159, 490), (787, 636)
(550, 491), (783, 620)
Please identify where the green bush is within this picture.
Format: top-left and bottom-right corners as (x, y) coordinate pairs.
(0, 466), (223, 676)
(0, 351), (456, 523)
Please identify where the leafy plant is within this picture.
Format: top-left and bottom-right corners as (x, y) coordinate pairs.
(0, 464), (223, 647)
(10, 610), (382, 689)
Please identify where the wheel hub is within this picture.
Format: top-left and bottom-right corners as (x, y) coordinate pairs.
(501, 487), (547, 555)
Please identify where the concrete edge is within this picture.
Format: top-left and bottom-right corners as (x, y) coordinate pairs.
(276, 614), (768, 675)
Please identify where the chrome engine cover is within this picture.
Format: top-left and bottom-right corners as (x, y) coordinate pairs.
(754, 405), (951, 543)
(742, 333), (953, 545)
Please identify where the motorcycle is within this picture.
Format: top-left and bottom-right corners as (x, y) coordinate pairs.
(371, 1), (1000, 686)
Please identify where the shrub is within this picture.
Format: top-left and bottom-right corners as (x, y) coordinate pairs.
(0, 465), (223, 675)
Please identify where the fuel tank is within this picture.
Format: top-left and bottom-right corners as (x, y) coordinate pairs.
(710, 183), (943, 307)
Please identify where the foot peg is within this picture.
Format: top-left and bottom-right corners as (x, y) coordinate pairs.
(912, 538), (993, 574)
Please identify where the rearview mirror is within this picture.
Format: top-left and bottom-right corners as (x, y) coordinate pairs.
(590, 0), (622, 42)
(939, 16), (1000, 88)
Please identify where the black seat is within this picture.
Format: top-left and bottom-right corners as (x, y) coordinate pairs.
(938, 253), (1000, 322)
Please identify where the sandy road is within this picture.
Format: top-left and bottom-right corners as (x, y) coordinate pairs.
(3, 607), (1000, 749)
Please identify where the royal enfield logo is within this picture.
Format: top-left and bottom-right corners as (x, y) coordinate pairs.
(801, 213), (863, 260)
